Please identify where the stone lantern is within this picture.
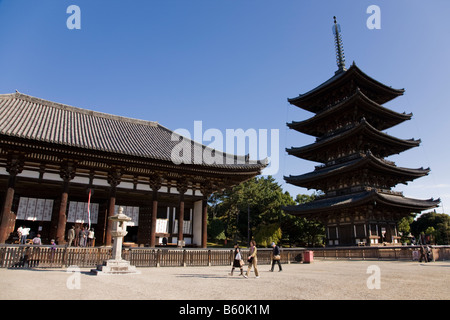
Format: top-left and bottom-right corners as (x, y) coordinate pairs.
(92, 207), (140, 275)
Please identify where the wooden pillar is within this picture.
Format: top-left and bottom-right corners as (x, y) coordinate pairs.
(105, 187), (117, 246)
(56, 182), (69, 244)
(149, 175), (162, 248)
(0, 156), (23, 243)
(177, 180), (187, 247)
(150, 189), (159, 247)
(105, 168), (122, 246)
(56, 161), (76, 245)
(199, 182), (213, 249)
(178, 193), (185, 246)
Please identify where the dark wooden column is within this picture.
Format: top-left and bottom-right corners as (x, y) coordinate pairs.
(105, 167), (122, 246)
(149, 174), (162, 248)
(56, 161), (76, 245)
(177, 179), (188, 247)
(0, 155), (24, 243)
(200, 183), (213, 249)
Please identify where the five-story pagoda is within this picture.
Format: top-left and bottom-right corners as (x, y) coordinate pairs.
(283, 17), (440, 246)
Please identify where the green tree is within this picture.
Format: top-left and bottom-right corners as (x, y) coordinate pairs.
(207, 217), (226, 241)
(254, 223), (282, 247)
(411, 211), (450, 245)
(281, 193), (325, 247)
(398, 216), (414, 244)
(209, 176), (295, 245)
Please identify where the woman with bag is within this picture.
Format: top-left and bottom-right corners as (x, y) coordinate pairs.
(229, 244), (244, 276)
(270, 242), (283, 272)
(244, 240), (259, 278)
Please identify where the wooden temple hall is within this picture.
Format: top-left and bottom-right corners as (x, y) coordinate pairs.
(0, 92), (266, 246)
(283, 17), (440, 246)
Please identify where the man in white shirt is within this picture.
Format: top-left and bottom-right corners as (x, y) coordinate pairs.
(20, 227), (30, 244)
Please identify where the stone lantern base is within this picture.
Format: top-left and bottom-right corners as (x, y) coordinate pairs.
(91, 207), (140, 275)
(91, 259), (141, 275)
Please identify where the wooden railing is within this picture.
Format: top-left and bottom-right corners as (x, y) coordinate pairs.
(1, 245), (448, 269)
(312, 245), (450, 261)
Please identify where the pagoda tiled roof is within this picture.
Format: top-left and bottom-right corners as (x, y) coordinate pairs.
(286, 118), (420, 162)
(283, 190), (440, 215)
(284, 152), (430, 189)
(287, 89), (412, 137)
(287, 63), (405, 113)
(0, 92), (267, 172)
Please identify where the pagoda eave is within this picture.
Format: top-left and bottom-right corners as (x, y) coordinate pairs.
(283, 190), (440, 217)
(288, 64), (405, 113)
(284, 152), (430, 189)
(287, 89), (412, 137)
(286, 119), (420, 162)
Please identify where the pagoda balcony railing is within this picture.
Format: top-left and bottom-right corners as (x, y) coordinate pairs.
(323, 186), (404, 198)
(316, 122), (356, 142)
(321, 94), (351, 112)
(367, 187), (403, 196)
(315, 153), (362, 170)
(315, 152), (396, 171)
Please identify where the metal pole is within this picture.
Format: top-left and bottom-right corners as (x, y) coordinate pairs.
(247, 203), (250, 246)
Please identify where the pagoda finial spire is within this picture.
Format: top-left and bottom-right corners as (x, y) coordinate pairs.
(332, 16), (347, 74)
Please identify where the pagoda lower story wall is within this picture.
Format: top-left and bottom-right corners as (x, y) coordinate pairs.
(324, 206), (403, 246)
(326, 222), (400, 246)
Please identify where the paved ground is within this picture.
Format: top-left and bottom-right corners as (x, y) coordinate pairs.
(0, 260), (449, 300)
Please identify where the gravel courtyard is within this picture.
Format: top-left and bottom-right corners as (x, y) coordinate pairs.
(0, 260), (448, 300)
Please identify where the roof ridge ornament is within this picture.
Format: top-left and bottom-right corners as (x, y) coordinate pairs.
(332, 16), (347, 74)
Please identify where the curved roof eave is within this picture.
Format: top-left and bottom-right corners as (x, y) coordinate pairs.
(287, 64), (405, 109)
(283, 190), (439, 215)
(284, 152), (430, 188)
(286, 119), (420, 159)
(287, 89), (412, 136)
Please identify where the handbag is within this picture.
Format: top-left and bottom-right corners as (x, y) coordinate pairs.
(248, 256), (254, 263)
(273, 255), (281, 261)
(239, 259), (245, 267)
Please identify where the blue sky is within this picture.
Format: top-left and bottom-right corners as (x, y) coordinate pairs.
(0, 0), (449, 214)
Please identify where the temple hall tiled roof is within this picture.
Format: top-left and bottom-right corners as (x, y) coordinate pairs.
(0, 92), (266, 171)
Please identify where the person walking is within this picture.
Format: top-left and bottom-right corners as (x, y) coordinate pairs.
(419, 245), (428, 263)
(79, 226), (88, 247)
(426, 245), (433, 262)
(32, 234), (42, 245)
(270, 242), (282, 272)
(17, 226), (23, 244)
(67, 226), (75, 247)
(20, 226), (30, 244)
(88, 228), (95, 247)
(243, 240), (259, 279)
(50, 239), (57, 262)
(229, 244), (244, 276)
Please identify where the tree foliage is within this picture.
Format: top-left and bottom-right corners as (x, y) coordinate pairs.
(411, 211), (450, 245)
(208, 176), (324, 247)
(397, 216), (414, 244)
